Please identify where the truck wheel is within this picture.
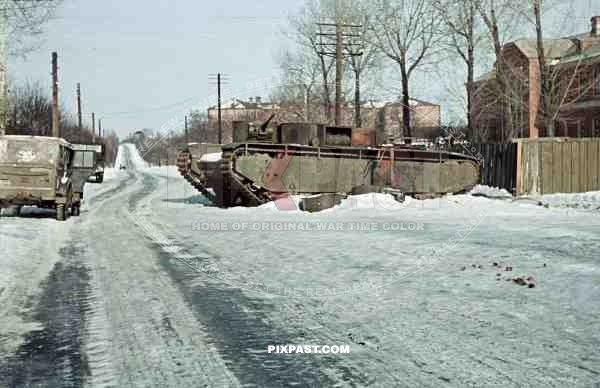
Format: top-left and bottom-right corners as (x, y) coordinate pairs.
(96, 173), (104, 183)
(56, 204), (66, 221)
(71, 204), (80, 217)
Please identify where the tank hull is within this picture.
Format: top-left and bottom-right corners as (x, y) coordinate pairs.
(177, 142), (480, 208)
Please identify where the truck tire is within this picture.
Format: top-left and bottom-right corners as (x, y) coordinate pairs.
(71, 204), (80, 217)
(56, 204), (66, 221)
(96, 173), (104, 183)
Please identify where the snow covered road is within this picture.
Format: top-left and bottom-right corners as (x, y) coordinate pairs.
(1, 143), (599, 387)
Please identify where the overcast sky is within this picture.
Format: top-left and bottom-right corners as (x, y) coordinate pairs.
(8, 0), (598, 138)
(9, 0), (302, 137)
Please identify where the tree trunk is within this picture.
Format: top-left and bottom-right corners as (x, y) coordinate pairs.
(488, 5), (511, 141)
(467, 2), (475, 141)
(354, 69), (361, 127)
(400, 63), (412, 140)
(534, 0), (552, 137)
(319, 56), (332, 123)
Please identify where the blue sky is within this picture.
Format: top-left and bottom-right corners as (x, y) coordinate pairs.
(9, 0), (597, 137)
(10, 0), (302, 137)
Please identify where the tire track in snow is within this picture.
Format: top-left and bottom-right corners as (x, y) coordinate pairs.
(79, 163), (238, 386)
(128, 172), (368, 386)
(0, 243), (92, 388)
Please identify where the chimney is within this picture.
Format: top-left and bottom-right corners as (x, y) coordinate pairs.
(592, 16), (600, 37)
(255, 96), (261, 104)
(249, 97), (254, 103)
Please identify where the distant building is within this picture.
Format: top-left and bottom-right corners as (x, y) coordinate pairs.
(472, 15), (600, 140)
(207, 96), (441, 143)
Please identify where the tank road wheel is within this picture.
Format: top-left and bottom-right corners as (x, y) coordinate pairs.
(56, 204), (66, 221)
(3, 205), (22, 217)
(351, 185), (383, 195)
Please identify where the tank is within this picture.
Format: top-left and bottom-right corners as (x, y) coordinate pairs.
(176, 119), (480, 208)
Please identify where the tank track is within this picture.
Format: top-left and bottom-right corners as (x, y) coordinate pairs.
(176, 149), (217, 204)
(219, 145), (271, 207)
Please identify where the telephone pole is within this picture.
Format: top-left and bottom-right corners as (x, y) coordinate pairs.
(209, 73), (229, 144)
(335, 20), (342, 125)
(0, 8), (7, 136)
(91, 112), (96, 142)
(317, 7), (363, 126)
(184, 115), (188, 144)
(98, 118), (102, 138)
(218, 73), (222, 143)
(76, 83), (82, 131)
(51, 52), (60, 138)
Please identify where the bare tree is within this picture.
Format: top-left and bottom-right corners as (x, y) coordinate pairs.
(287, 0), (337, 123)
(372, 0), (440, 139)
(339, 0), (381, 127)
(272, 49), (322, 122)
(1, 0), (62, 134)
(7, 81), (51, 135)
(527, 0), (579, 137)
(475, 0), (530, 139)
(492, 0), (595, 138)
(434, 0), (484, 139)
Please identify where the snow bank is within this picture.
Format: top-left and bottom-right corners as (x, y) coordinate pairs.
(469, 184), (512, 199)
(540, 191), (600, 211)
(123, 143), (149, 169)
(200, 152), (222, 162)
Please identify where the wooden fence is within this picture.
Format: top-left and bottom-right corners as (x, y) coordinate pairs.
(450, 143), (517, 193)
(515, 137), (600, 195)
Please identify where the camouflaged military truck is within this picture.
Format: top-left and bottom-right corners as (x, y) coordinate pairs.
(0, 135), (74, 221)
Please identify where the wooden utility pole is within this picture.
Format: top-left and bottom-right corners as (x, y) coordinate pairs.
(51, 52), (60, 138)
(91, 112), (95, 142)
(217, 73), (222, 144)
(184, 115), (188, 144)
(98, 118), (102, 138)
(317, 14), (362, 126)
(0, 8), (7, 136)
(335, 18), (342, 126)
(209, 73), (228, 144)
(76, 83), (82, 131)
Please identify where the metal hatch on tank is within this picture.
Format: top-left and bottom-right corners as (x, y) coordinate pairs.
(176, 117), (480, 208)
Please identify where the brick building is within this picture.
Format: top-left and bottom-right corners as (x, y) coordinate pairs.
(472, 16), (600, 140)
(207, 96), (441, 143)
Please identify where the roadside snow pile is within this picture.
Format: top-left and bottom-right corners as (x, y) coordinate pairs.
(200, 152), (222, 162)
(469, 184), (512, 199)
(113, 147), (125, 168)
(540, 191), (600, 211)
(332, 193), (409, 212)
(124, 143), (149, 169)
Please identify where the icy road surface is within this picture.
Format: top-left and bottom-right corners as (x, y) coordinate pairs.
(0, 143), (599, 387)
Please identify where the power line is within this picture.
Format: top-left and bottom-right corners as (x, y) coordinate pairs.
(316, 18), (363, 126)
